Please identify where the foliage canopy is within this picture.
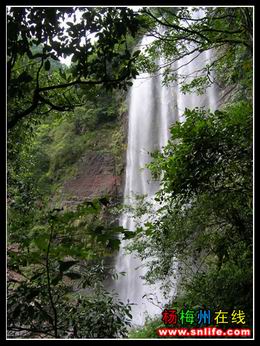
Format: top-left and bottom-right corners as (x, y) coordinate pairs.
(128, 101), (253, 326)
(7, 7), (142, 129)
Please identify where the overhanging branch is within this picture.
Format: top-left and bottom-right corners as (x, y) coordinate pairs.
(7, 74), (129, 130)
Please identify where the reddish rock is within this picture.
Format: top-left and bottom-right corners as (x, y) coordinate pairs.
(63, 151), (122, 200)
(64, 174), (121, 198)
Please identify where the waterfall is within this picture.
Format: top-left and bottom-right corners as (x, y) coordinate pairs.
(110, 33), (219, 327)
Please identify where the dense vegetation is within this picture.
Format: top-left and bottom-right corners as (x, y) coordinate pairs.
(8, 85), (134, 338)
(7, 6), (253, 339)
(129, 101), (253, 337)
(7, 6), (140, 338)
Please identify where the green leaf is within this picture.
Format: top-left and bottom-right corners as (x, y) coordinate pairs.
(33, 234), (49, 251)
(123, 231), (136, 239)
(44, 60), (51, 71)
(17, 71), (33, 83)
(133, 49), (141, 57)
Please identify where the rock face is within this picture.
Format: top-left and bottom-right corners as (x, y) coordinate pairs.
(217, 84), (239, 108)
(63, 151), (122, 201)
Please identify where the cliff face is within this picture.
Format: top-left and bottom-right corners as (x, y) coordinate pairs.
(63, 151), (122, 200)
(55, 108), (128, 208)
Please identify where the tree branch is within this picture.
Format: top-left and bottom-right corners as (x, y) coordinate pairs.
(37, 76), (125, 93)
(148, 29), (204, 45)
(145, 9), (251, 51)
(160, 8), (237, 22)
(200, 27), (243, 35)
(8, 90), (40, 129)
(36, 56), (44, 90)
(38, 94), (73, 112)
(7, 74), (128, 130)
(144, 9), (211, 43)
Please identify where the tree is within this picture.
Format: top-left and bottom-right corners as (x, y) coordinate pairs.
(128, 101), (253, 326)
(7, 7), (142, 129)
(7, 79), (135, 337)
(7, 7), (143, 337)
(136, 7), (253, 95)
(8, 199), (135, 338)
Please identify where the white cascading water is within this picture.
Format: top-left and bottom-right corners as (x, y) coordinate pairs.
(111, 26), (219, 327)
